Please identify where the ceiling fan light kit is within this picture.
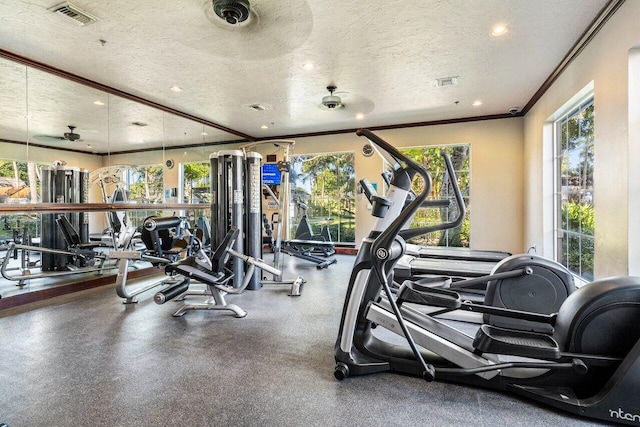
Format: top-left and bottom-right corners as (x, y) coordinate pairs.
(63, 125), (81, 141)
(321, 85), (344, 110)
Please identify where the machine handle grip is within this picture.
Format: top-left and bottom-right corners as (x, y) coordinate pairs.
(228, 248), (282, 277)
(399, 151), (466, 240)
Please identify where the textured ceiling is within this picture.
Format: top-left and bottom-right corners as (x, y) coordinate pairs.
(0, 0), (611, 153)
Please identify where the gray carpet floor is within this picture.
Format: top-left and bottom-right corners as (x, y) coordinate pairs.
(0, 254), (607, 426)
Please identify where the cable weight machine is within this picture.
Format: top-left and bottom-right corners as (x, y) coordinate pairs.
(211, 144), (304, 295)
(211, 150), (247, 288)
(40, 164), (90, 270)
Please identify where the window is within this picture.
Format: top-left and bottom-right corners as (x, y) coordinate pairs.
(400, 145), (471, 247)
(290, 152), (356, 243)
(554, 97), (594, 280)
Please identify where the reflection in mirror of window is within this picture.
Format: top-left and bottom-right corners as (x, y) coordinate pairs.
(179, 161), (212, 237)
(121, 164), (164, 203)
(180, 161), (210, 204)
(119, 164), (164, 229)
(0, 159), (50, 204)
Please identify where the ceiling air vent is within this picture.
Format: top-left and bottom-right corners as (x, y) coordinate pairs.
(130, 122), (148, 127)
(435, 76), (459, 87)
(49, 2), (99, 26)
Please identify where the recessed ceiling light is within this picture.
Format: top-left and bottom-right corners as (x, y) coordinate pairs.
(261, 125), (269, 129)
(201, 132), (208, 136)
(86, 144), (92, 149)
(473, 100), (483, 107)
(303, 62), (314, 70)
(356, 113), (364, 120)
(491, 25), (508, 36)
(93, 100), (105, 106)
(170, 85), (182, 92)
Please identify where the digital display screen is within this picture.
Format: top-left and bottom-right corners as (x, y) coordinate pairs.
(262, 163), (281, 185)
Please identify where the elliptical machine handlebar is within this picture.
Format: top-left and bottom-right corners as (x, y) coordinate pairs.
(356, 128), (436, 381)
(358, 130), (405, 172)
(398, 150), (466, 241)
(356, 129), (433, 250)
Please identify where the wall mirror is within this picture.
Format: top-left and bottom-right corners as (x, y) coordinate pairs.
(0, 54), (239, 302)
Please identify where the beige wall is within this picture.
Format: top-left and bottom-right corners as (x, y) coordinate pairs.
(523, 1), (640, 278)
(288, 118), (524, 252)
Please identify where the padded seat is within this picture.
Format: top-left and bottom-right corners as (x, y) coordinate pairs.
(161, 228), (246, 318)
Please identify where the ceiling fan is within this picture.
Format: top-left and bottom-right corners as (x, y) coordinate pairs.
(34, 125), (82, 142)
(317, 85), (376, 116)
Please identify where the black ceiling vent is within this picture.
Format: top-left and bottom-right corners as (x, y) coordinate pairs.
(212, 0), (251, 25)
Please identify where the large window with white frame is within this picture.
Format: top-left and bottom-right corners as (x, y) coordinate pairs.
(554, 96), (595, 280)
(289, 152), (356, 243)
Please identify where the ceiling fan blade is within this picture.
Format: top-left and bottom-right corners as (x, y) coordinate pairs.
(33, 134), (67, 141)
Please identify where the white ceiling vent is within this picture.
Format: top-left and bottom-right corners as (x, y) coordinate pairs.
(435, 76), (459, 87)
(49, 2), (99, 26)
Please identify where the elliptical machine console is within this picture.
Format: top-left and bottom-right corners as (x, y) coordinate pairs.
(334, 129), (640, 426)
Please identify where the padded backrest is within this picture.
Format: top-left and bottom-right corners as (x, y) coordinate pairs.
(56, 214), (81, 246)
(211, 227), (239, 274)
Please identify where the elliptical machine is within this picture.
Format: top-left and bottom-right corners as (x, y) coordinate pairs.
(350, 129), (574, 331)
(334, 129), (640, 426)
